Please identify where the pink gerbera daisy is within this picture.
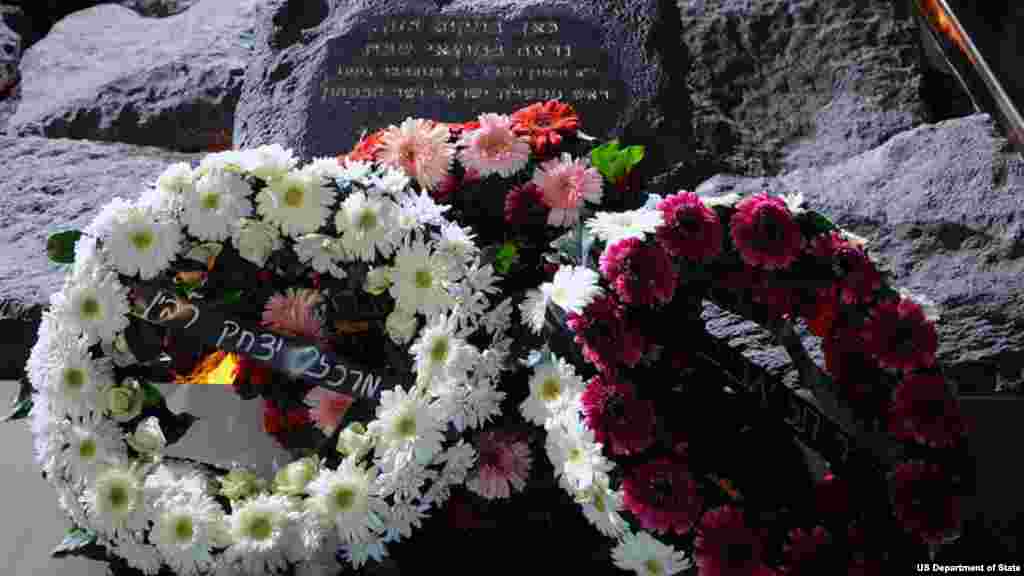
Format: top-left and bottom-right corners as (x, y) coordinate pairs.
(304, 388), (354, 435)
(457, 113), (532, 178)
(466, 429), (533, 500)
(694, 506), (775, 576)
(621, 457), (703, 536)
(600, 237), (679, 306)
(504, 182), (546, 226)
(888, 373), (968, 448)
(261, 288), (325, 344)
(890, 460), (963, 545)
(377, 117), (455, 191)
(580, 374), (655, 456)
(566, 294), (646, 374)
(729, 192), (803, 270)
(655, 190), (724, 260)
(531, 152), (603, 227)
(859, 296), (938, 374)
(809, 231), (882, 305)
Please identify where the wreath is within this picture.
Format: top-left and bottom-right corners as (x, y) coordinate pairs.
(27, 145), (521, 575)
(519, 187), (974, 574)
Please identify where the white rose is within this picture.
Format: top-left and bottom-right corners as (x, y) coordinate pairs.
(127, 416), (166, 455)
(364, 267), (393, 296)
(233, 218), (282, 267)
(336, 423), (372, 459)
(104, 378), (145, 423)
(385, 309), (418, 345)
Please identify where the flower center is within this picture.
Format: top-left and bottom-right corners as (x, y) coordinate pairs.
(396, 414), (417, 438)
(108, 485), (129, 511)
(540, 377), (561, 402)
(649, 475), (673, 505)
(567, 447), (583, 463)
(201, 193), (220, 211)
(593, 490), (606, 513)
(333, 486), (355, 511)
(415, 269), (433, 289)
(357, 208), (378, 231)
(533, 112), (551, 128)
(429, 337), (449, 364)
(80, 296), (102, 319)
(724, 542), (754, 567)
(246, 514), (273, 540)
(605, 392), (626, 420)
(64, 368), (85, 392)
(753, 210), (783, 248)
(130, 230), (154, 251)
(675, 211), (701, 236)
(78, 438), (96, 460)
(400, 145), (417, 165)
(644, 558), (663, 576)
(174, 516), (194, 542)
(284, 185), (305, 207)
(481, 132), (511, 157)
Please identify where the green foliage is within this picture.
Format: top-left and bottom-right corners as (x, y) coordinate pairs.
(1, 378), (33, 423)
(51, 527), (98, 559)
(494, 241), (520, 274)
(46, 230), (83, 264)
(590, 140), (645, 184)
(141, 380), (163, 409)
(220, 289), (244, 306)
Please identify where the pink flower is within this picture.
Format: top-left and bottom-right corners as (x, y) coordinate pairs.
(457, 113), (532, 178)
(600, 237), (679, 306)
(567, 294), (646, 374)
(656, 190), (723, 260)
(890, 460), (963, 545)
(622, 456), (703, 535)
(781, 526), (830, 576)
(809, 231), (882, 305)
(261, 288), (325, 344)
(580, 374), (655, 456)
(888, 373), (968, 448)
(466, 430), (533, 500)
(694, 506), (775, 576)
(730, 192), (803, 270)
(377, 118), (455, 191)
(504, 182), (546, 226)
(531, 152), (603, 227)
(304, 388), (354, 435)
(860, 296), (938, 374)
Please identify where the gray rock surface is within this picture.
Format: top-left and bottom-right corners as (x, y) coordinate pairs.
(234, 0), (692, 183)
(680, 0), (926, 180)
(0, 15), (16, 93)
(0, 136), (198, 379)
(4, 0), (264, 152)
(696, 114), (1024, 394)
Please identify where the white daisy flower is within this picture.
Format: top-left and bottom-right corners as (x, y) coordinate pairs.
(546, 265), (603, 315)
(152, 492), (223, 576)
(335, 191), (399, 262)
(196, 150), (249, 176)
(612, 531), (692, 576)
(586, 208), (664, 244)
(105, 204), (182, 280)
(381, 500), (429, 543)
(376, 458), (436, 504)
(337, 159), (375, 185)
(185, 168), (254, 241)
(519, 288), (551, 334)
(66, 414), (124, 480)
(338, 536), (388, 570)
(84, 463), (147, 540)
(701, 192), (742, 208)
(390, 240), (455, 317)
(369, 166), (412, 196)
(242, 143), (298, 182)
(70, 234), (103, 282)
(293, 234), (347, 278)
(545, 410), (612, 492)
(446, 380), (506, 433)
(49, 270), (130, 346)
(479, 297), (514, 337)
(85, 196), (134, 239)
(434, 222), (479, 270)
(578, 474), (628, 537)
(141, 161), (196, 215)
(370, 386), (445, 463)
(232, 218), (282, 267)
(43, 336), (112, 415)
(521, 355), (585, 426)
(395, 188), (449, 229)
(781, 190), (807, 215)
(301, 156), (348, 184)
(108, 539), (163, 576)
(256, 169), (336, 238)
(143, 463), (210, 510)
(437, 439), (477, 485)
(409, 315), (475, 388)
(223, 494), (299, 576)
(306, 458), (388, 544)
(457, 113), (531, 178)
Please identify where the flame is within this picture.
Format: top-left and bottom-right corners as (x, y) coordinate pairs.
(175, 350), (239, 385)
(918, 0), (974, 64)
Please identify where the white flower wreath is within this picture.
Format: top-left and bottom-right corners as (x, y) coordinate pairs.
(27, 145), (516, 575)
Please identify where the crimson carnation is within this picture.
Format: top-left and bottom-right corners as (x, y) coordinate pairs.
(860, 296), (938, 373)
(730, 192), (803, 271)
(694, 505), (774, 576)
(890, 460), (962, 544)
(567, 294), (646, 373)
(622, 457), (703, 536)
(810, 231), (882, 305)
(580, 374), (656, 456)
(782, 526), (830, 576)
(888, 373), (968, 448)
(599, 237), (679, 306)
(504, 182), (545, 225)
(655, 190), (724, 260)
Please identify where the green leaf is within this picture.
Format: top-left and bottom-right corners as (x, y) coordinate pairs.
(2, 378), (34, 423)
(494, 242), (519, 275)
(141, 380), (163, 409)
(221, 289), (243, 306)
(51, 527), (97, 558)
(805, 211), (837, 235)
(588, 140), (645, 183)
(46, 230), (83, 264)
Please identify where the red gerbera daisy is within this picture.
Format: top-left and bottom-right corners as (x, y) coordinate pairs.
(510, 100), (580, 156)
(622, 457), (703, 535)
(860, 296), (938, 373)
(888, 373), (968, 448)
(809, 231), (882, 305)
(567, 294), (646, 373)
(600, 237), (679, 306)
(730, 193), (803, 271)
(694, 505), (775, 576)
(580, 374), (656, 456)
(341, 128), (387, 163)
(655, 190), (724, 261)
(890, 460), (963, 544)
(504, 182), (546, 225)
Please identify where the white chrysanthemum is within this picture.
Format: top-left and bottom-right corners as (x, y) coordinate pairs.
(395, 189), (449, 229)
(376, 458), (436, 504)
(586, 208), (664, 244)
(242, 143), (298, 182)
(338, 536), (388, 570)
(409, 315), (475, 388)
(232, 218), (282, 267)
(437, 439), (477, 485)
(457, 113), (531, 178)
(612, 531), (692, 576)
(293, 234), (347, 278)
(370, 386), (445, 463)
(141, 161), (196, 215)
(434, 222), (478, 269)
(50, 270), (130, 345)
(143, 463), (210, 510)
(85, 196), (135, 239)
(301, 156), (348, 184)
(781, 190), (806, 215)
(197, 150), (249, 176)
(66, 415), (124, 480)
(337, 159), (375, 185)
(579, 474), (628, 537)
(43, 336), (112, 415)
(224, 494), (299, 575)
(185, 169), (254, 241)
(152, 493), (223, 576)
(335, 192), (399, 262)
(306, 458), (388, 544)
(105, 204), (182, 280)
(382, 500), (428, 543)
(70, 233), (104, 281)
(521, 356), (585, 426)
(109, 539), (163, 576)
(256, 170), (336, 238)
(369, 166), (411, 196)
(546, 265), (603, 315)
(445, 379), (505, 433)
(479, 296), (513, 337)
(701, 192), (742, 208)
(519, 288), (551, 334)
(390, 240), (455, 317)
(85, 463), (146, 539)
(545, 411), (613, 492)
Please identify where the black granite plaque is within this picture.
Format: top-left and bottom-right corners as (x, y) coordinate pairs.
(308, 14), (626, 156)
